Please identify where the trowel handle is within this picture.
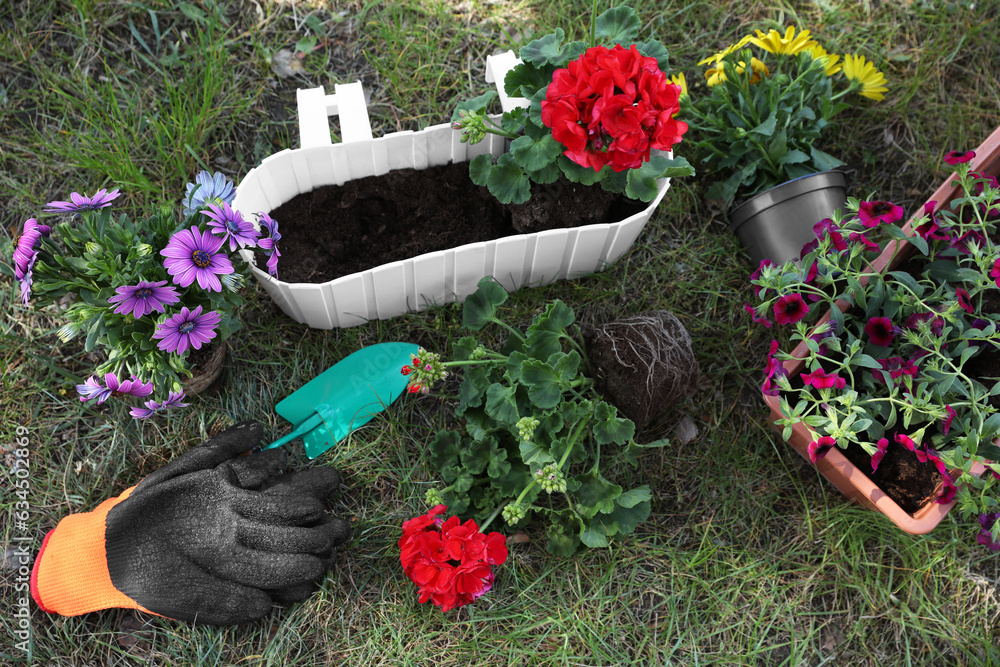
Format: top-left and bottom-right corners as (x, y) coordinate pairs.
(263, 412), (326, 450)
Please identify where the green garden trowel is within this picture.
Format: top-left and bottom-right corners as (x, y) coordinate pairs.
(263, 342), (420, 459)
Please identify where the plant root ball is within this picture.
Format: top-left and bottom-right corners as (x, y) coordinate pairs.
(586, 311), (701, 430)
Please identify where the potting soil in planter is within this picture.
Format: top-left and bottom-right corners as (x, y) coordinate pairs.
(271, 161), (644, 284)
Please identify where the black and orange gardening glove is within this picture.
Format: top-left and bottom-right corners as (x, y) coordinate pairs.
(30, 421), (350, 625)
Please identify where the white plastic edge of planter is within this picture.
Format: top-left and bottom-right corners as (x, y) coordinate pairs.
(234, 55), (672, 329)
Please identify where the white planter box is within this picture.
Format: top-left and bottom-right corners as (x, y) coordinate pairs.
(235, 53), (674, 329)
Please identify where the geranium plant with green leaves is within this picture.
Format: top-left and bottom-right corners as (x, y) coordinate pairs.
(404, 277), (658, 556)
(679, 26), (888, 206)
(5, 172), (281, 418)
(451, 4), (694, 205)
(748, 153), (1000, 549)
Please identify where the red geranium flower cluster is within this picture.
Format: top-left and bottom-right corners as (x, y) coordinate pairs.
(541, 44), (687, 172)
(399, 505), (508, 612)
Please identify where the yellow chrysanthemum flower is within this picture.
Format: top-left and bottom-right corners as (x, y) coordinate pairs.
(841, 54), (888, 101)
(706, 58), (769, 87)
(670, 72), (689, 98)
(697, 34), (753, 66)
(804, 44), (842, 76)
(751, 26), (817, 56)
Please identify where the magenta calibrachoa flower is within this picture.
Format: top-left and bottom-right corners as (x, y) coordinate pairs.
(772, 293), (809, 325)
(44, 188), (121, 213)
(943, 150), (975, 165)
(977, 513), (1000, 551)
(107, 280), (180, 318)
(807, 436), (836, 464)
(202, 202), (260, 251)
(256, 212), (281, 278)
(864, 317), (896, 346)
(800, 368), (846, 390)
(857, 200), (904, 227)
(130, 391), (190, 419)
(914, 201), (951, 241)
(152, 306), (221, 354)
(813, 218), (847, 252)
(12, 218), (50, 279)
(762, 340), (787, 396)
(76, 372), (154, 405)
(160, 225), (234, 292)
(870, 437), (889, 472)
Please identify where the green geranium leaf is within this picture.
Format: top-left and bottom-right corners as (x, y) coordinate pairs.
(550, 350), (581, 382)
(451, 90), (497, 122)
(520, 439), (555, 466)
(457, 364), (492, 412)
(463, 276), (509, 330)
(576, 472), (622, 517)
(595, 6), (641, 46)
(546, 523), (581, 556)
(485, 383), (520, 424)
(519, 359), (564, 409)
(558, 156), (605, 185)
(607, 499), (651, 534)
(461, 437), (493, 475)
(519, 28), (566, 66)
(626, 155), (671, 202)
(633, 39), (670, 73)
(579, 523), (610, 548)
(510, 134), (565, 172)
(464, 407), (498, 441)
(659, 156), (696, 178)
(526, 161), (562, 184)
(443, 489), (471, 514)
(505, 350), (529, 384)
(526, 299), (575, 360)
(600, 168), (628, 194)
(592, 401), (636, 445)
(504, 62), (554, 98)
(487, 152), (531, 204)
(469, 154), (493, 187)
(429, 430), (464, 471)
(453, 335), (480, 361)
(487, 446), (511, 478)
(616, 485), (652, 508)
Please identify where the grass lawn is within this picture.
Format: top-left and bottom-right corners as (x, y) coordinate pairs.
(2, 0), (999, 664)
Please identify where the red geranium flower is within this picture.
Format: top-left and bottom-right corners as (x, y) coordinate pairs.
(541, 44), (687, 172)
(857, 200), (904, 228)
(399, 505), (507, 612)
(773, 293), (809, 325)
(865, 317), (896, 346)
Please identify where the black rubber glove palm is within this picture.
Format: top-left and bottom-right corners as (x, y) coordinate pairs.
(102, 421), (350, 625)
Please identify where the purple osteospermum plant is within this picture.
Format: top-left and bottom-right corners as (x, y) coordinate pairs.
(202, 202), (259, 252)
(183, 171), (235, 216)
(130, 391), (190, 419)
(152, 305), (221, 354)
(160, 225), (234, 292)
(44, 188), (121, 213)
(19, 254), (37, 305)
(77, 372), (154, 405)
(256, 212), (281, 278)
(12, 218), (50, 279)
(108, 280), (181, 318)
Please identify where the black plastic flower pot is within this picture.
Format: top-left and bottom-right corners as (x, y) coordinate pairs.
(728, 170), (848, 266)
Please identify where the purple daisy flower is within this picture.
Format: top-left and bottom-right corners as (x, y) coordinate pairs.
(183, 171), (235, 216)
(153, 305), (221, 354)
(130, 391), (190, 419)
(256, 212), (281, 278)
(44, 188), (121, 213)
(857, 200), (904, 228)
(19, 253), (37, 305)
(76, 372), (154, 405)
(12, 218), (50, 280)
(108, 280), (181, 318)
(160, 226), (233, 292)
(202, 202), (259, 251)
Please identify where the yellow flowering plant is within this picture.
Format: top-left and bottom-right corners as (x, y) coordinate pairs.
(679, 26), (888, 206)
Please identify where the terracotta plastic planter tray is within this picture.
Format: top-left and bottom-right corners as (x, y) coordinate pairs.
(762, 125), (1000, 534)
(234, 52), (673, 329)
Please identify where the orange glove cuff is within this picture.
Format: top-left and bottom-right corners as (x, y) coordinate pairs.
(31, 486), (158, 617)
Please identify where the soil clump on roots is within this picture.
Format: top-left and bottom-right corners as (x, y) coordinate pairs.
(586, 311), (700, 430)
